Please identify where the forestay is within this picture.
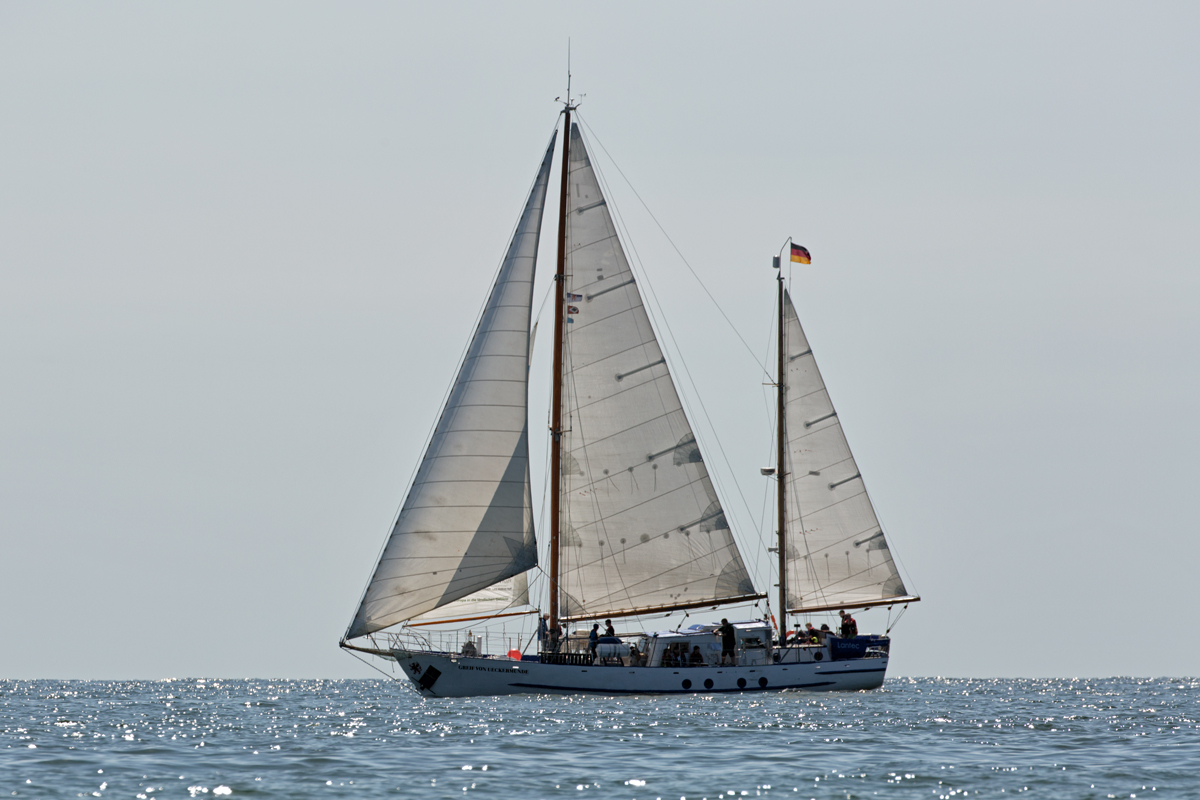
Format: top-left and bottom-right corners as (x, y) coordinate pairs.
(556, 124), (757, 621)
(345, 138), (556, 639)
(781, 290), (913, 611)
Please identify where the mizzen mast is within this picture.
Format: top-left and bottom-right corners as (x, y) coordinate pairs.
(776, 265), (788, 643)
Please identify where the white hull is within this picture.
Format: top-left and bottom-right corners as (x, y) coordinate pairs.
(389, 650), (888, 698)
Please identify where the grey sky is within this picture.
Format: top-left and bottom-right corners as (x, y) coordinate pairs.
(2, 3), (1197, 679)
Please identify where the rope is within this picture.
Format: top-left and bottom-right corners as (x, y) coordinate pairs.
(340, 647), (409, 687)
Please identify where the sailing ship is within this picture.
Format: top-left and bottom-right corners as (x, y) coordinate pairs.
(340, 102), (918, 697)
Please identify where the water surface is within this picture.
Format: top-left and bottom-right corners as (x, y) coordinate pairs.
(3, 678), (1197, 798)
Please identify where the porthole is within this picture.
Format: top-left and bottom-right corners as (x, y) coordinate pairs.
(704, 678), (714, 690)
(813, 651), (823, 661)
(682, 679), (692, 690)
(758, 677), (768, 688)
(737, 677), (747, 689)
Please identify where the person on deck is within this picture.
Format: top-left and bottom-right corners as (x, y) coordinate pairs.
(538, 614), (549, 647)
(717, 618), (737, 666)
(804, 622), (820, 644)
(666, 644), (681, 667)
(604, 619), (616, 638)
(588, 624), (600, 662)
(689, 645), (705, 667)
(839, 610), (858, 638)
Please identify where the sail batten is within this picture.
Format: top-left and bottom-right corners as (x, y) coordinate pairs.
(345, 138), (556, 639)
(555, 124), (758, 621)
(781, 289), (912, 613)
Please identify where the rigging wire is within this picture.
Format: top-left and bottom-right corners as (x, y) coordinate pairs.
(577, 116), (772, 382)
(576, 115), (768, 604)
(341, 647), (407, 686)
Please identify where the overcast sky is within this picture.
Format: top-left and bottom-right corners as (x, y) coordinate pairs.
(3, 2), (1198, 680)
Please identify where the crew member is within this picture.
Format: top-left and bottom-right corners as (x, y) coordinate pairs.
(717, 618), (737, 666)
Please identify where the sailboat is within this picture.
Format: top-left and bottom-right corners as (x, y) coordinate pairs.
(339, 102), (918, 697)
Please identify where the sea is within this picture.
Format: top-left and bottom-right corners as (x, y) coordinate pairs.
(2, 678), (1198, 799)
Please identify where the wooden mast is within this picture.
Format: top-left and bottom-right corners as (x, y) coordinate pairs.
(548, 104), (572, 635)
(776, 269), (788, 643)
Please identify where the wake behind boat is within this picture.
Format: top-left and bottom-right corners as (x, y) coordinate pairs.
(339, 98), (918, 698)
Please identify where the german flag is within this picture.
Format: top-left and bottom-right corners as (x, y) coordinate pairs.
(790, 243), (811, 264)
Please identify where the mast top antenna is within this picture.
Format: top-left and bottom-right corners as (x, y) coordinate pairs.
(558, 40), (579, 113)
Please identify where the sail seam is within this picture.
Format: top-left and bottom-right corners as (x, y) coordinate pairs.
(560, 338), (665, 378)
(559, 474), (715, 522)
(788, 486), (868, 519)
(553, 299), (642, 334)
(566, 232), (619, 255)
(564, 546), (748, 606)
(564, 398), (681, 441)
(791, 521), (886, 554)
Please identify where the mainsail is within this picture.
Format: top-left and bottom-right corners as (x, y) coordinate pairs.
(780, 290), (915, 611)
(556, 124), (758, 621)
(345, 137), (556, 639)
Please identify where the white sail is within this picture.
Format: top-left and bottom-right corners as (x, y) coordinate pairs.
(556, 124), (758, 621)
(408, 572), (530, 624)
(346, 138), (556, 639)
(781, 290), (912, 611)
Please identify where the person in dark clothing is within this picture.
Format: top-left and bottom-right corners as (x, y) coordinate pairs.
(604, 619), (616, 638)
(717, 618), (737, 665)
(839, 610), (858, 638)
(588, 624), (600, 661)
(538, 614), (549, 646)
(688, 645), (705, 666)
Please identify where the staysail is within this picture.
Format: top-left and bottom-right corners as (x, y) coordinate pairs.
(780, 290), (915, 612)
(555, 124), (759, 621)
(407, 573), (529, 625)
(345, 137), (556, 639)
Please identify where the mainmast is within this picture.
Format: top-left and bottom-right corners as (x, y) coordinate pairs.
(548, 100), (574, 635)
(776, 267), (788, 642)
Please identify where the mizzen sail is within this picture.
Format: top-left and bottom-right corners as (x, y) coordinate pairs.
(346, 137), (556, 639)
(781, 290), (914, 612)
(556, 124), (758, 621)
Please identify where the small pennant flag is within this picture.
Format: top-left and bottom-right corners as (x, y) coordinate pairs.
(790, 243), (812, 264)
(566, 292), (583, 302)
(567, 305), (580, 314)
